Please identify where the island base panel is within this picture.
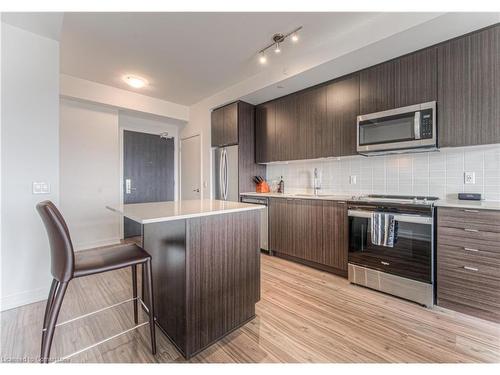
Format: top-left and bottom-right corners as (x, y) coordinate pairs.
(142, 210), (261, 358)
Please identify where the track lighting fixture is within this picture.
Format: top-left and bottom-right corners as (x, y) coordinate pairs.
(257, 26), (302, 65)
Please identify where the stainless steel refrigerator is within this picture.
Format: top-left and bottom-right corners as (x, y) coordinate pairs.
(213, 145), (239, 202)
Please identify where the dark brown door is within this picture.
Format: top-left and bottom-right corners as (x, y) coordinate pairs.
(438, 25), (500, 147)
(297, 86), (327, 159)
(322, 201), (348, 270)
(223, 102), (239, 146)
(275, 95), (298, 162)
(211, 107), (225, 147)
(359, 60), (395, 115)
(123, 130), (175, 237)
(394, 47), (437, 108)
(255, 102), (276, 163)
(325, 74), (360, 157)
(269, 198), (292, 255)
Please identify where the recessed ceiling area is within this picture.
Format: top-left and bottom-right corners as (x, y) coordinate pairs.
(59, 12), (412, 105)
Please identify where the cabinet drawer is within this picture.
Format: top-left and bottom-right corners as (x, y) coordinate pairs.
(438, 250), (500, 280)
(438, 234), (500, 256)
(438, 243), (500, 268)
(438, 226), (500, 242)
(438, 207), (500, 227)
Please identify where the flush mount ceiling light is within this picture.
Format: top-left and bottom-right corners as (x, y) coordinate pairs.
(124, 75), (148, 89)
(257, 26), (302, 65)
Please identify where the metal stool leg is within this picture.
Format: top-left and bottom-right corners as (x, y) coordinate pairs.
(131, 265), (138, 324)
(41, 279), (59, 358)
(144, 259), (156, 355)
(41, 281), (68, 363)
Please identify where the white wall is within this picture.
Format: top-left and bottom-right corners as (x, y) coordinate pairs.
(59, 98), (182, 250)
(1, 23), (60, 311)
(60, 99), (121, 251)
(266, 145), (500, 201)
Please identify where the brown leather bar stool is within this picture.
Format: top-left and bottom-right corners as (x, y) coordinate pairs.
(36, 200), (156, 363)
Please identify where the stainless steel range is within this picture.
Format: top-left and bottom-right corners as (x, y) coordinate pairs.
(347, 194), (438, 307)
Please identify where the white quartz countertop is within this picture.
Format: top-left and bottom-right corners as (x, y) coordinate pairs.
(240, 192), (353, 201)
(435, 199), (500, 211)
(107, 199), (265, 224)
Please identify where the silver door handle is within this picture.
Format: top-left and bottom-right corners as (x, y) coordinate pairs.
(219, 150), (224, 199)
(463, 266), (478, 272)
(464, 228), (479, 232)
(464, 247), (479, 252)
(223, 148), (228, 200)
(463, 209), (479, 213)
(348, 210), (432, 225)
(381, 261), (390, 266)
(125, 179), (136, 194)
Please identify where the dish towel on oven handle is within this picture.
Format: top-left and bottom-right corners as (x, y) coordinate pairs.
(371, 212), (398, 247)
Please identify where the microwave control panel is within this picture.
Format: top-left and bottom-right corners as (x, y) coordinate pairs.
(420, 109), (433, 139)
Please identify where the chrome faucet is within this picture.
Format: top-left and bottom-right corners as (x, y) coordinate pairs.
(313, 168), (321, 196)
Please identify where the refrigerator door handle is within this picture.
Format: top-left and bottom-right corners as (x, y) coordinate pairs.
(219, 149), (224, 199)
(223, 148), (229, 200)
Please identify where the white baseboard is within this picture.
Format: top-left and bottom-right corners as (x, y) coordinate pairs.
(74, 238), (121, 252)
(1, 286), (49, 312)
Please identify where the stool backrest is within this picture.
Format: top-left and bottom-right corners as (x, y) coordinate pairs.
(36, 201), (75, 282)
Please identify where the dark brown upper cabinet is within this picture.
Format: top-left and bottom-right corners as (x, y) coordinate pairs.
(275, 95), (298, 162)
(359, 60), (395, 115)
(438, 25), (500, 148)
(210, 102), (238, 147)
(255, 101), (276, 163)
(394, 47), (437, 108)
(360, 47), (438, 115)
(297, 85), (327, 160)
(324, 74), (360, 157)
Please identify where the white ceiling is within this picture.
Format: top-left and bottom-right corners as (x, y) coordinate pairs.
(6, 12), (498, 108)
(59, 12), (395, 106)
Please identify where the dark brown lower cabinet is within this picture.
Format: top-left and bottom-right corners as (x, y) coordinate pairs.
(437, 207), (500, 323)
(269, 198), (348, 276)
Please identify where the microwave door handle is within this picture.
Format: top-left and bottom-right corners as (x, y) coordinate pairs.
(414, 111), (421, 140)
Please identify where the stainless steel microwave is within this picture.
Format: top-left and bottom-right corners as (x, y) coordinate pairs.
(357, 101), (436, 155)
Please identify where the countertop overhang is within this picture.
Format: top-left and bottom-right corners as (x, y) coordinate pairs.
(107, 199), (265, 224)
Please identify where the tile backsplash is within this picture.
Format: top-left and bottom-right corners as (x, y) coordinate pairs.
(266, 144), (500, 200)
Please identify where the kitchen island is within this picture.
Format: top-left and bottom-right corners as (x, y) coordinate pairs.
(107, 200), (264, 358)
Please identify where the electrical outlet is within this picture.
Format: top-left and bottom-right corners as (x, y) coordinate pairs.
(349, 175), (357, 185)
(464, 172), (476, 184)
(33, 181), (50, 194)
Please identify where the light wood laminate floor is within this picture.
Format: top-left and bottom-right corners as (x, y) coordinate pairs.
(1, 254), (500, 363)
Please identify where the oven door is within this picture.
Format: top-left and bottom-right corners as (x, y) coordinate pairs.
(357, 102), (436, 153)
(348, 209), (433, 283)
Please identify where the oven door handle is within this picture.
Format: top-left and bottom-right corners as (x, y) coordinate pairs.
(347, 209), (433, 225)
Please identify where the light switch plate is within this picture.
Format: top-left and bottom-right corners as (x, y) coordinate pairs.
(349, 175), (357, 185)
(33, 182), (50, 194)
(464, 172), (476, 184)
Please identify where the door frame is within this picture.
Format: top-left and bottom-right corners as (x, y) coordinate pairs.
(119, 125), (179, 239)
(179, 133), (203, 201)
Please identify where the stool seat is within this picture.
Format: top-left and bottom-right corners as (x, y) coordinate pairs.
(74, 243), (150, 278)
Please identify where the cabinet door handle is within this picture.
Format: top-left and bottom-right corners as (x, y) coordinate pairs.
(381, 261), (390, 266)
(463, 266), (478, 272)
(463, 209), (479, 213)
(464, 247), (479, 252)
(464, 228), (479, 232)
